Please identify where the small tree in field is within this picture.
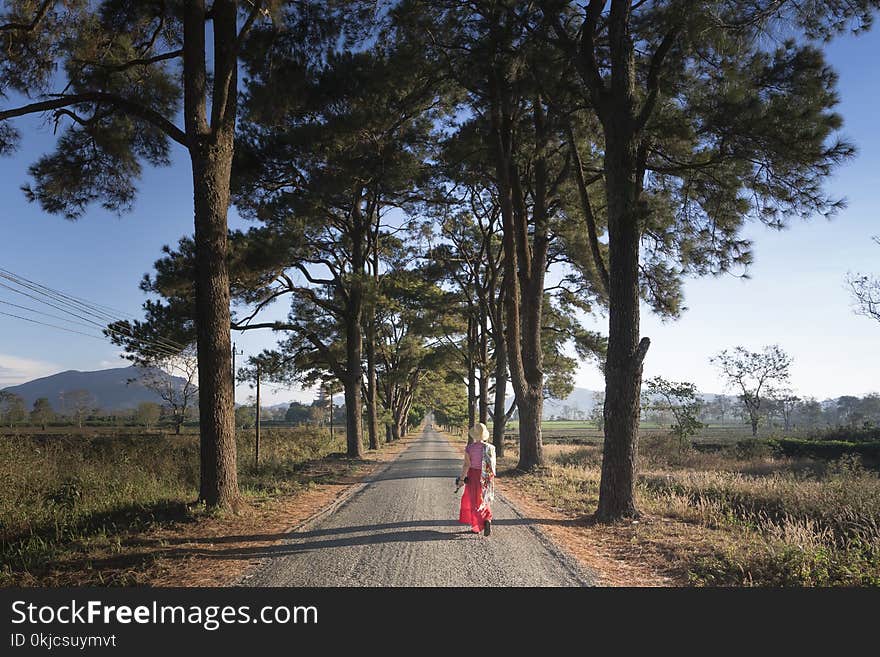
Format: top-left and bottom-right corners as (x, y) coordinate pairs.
(235, 403), (256, 430)
(643, 377), (704, 451)
(711, 346), (793, 436)
(30, 397), (54, 430)
(770, 391), (801, 432)
(0, 392), (27, 428)
(61, 389), (94, 428)
(135, 402), (162, 428)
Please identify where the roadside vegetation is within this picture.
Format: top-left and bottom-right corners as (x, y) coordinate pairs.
(0, 427), (365, 586)
(500, 433), (880, 586)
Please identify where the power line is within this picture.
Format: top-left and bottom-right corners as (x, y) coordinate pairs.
(0, 298), (109, 332)
(0, 272), (127, 324)
(0, 281), (141, 337)
(0, 309), (108, 342)
(0, 268), (189, 353)
(0, 268), (188, 351)
(0, 304), (182, 360)
(0, 267), (142, 323)
(0, 283), (182, 359)
(0, 268), (189, 359)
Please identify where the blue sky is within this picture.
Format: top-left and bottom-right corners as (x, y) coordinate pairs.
(1, 27), (878, 404)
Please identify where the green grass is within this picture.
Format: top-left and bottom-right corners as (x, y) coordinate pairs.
(0, 427), (352, 586)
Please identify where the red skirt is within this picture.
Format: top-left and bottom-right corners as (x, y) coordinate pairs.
(459, 467), (492, 532)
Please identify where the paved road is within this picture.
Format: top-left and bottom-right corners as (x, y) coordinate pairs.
(242, 425), (594, 587)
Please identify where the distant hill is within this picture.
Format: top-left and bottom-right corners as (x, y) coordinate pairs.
(543, 388), (601, 419)
(1, 366), (190, 412)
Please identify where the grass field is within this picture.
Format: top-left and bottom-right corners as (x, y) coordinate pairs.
(500, 420), (759, 445)
(500, 435), (880, 586)
(0, 427), (366, 586)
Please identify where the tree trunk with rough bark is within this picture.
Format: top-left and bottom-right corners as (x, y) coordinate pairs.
(596, 114), (650, 521)
(489, 81), (547, 471)
(366, 321), (379, 450)
(191, 140), (238, 508)
(343, 289), (364, 458)
(343, 372), (363, 458)
(491, 328), (507, 458)
(467, 312), (477, 428)
(479, 308), (489, 424)
(185, 0), (240, 509)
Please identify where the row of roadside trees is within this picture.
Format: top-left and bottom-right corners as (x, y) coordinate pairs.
(2, 1), (876, 520)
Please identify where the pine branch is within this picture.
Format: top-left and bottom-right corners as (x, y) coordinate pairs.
(0, 0), (53, 32)
(0, 93), (187, 146)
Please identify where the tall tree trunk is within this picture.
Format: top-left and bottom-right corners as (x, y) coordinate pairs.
(488, 81), (546, 471)
(366, 213), (380, 450)
(592, 0), (652, 522)
(479, 308), (490, 424)
(596, 127), (649, 521)
(467, 311), (477, 428)
(509, 98), (550, 471)
(184, 0), (239, 509)
(343, 295), (364, 458)
(191, 141), (238, 508)
(343, 372), (363, 458)
(366, 321), (379, 450)
(517, 388), (543, 467)
(492, 334), (507, 458)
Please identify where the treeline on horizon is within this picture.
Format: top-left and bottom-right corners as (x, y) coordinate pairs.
(5, 387), (880, 439)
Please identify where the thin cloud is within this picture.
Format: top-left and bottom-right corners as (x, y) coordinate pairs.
(0, 353), (61, 388)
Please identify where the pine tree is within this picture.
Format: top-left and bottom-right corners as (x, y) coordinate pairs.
(541, 0), (875, 520)
(0, 0), (277, 508)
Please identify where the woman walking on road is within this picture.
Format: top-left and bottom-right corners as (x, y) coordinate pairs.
(457, 422), (496, 536)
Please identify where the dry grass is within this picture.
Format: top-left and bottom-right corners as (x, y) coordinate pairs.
(471, 435), (880, 587)
(0, 428), (413, 586)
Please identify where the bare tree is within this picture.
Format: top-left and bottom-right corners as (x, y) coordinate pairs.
(133, 350), (198, 435)
(711, 346), (792, 436)
(135, 401), (162, 429)
(847, 237), (880, 324)
(61, 389), (94, 428)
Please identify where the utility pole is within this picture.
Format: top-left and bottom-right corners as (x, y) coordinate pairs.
(231, 342), (244, 406)
(328, 384), (334, 442)
(255, 362), (261, 467)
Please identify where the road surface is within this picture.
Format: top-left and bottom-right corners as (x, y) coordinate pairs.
(241, 425), (594, 586)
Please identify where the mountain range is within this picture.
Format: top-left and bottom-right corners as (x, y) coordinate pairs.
(1, 366), (189, 412)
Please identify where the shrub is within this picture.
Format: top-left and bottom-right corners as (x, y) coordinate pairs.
(733, 439), (773, 460)
(769, 438), (880, 461)
(808, 426), (880, 443)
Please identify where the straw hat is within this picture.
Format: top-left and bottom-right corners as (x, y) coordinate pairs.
(468, 422), (489, 443)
